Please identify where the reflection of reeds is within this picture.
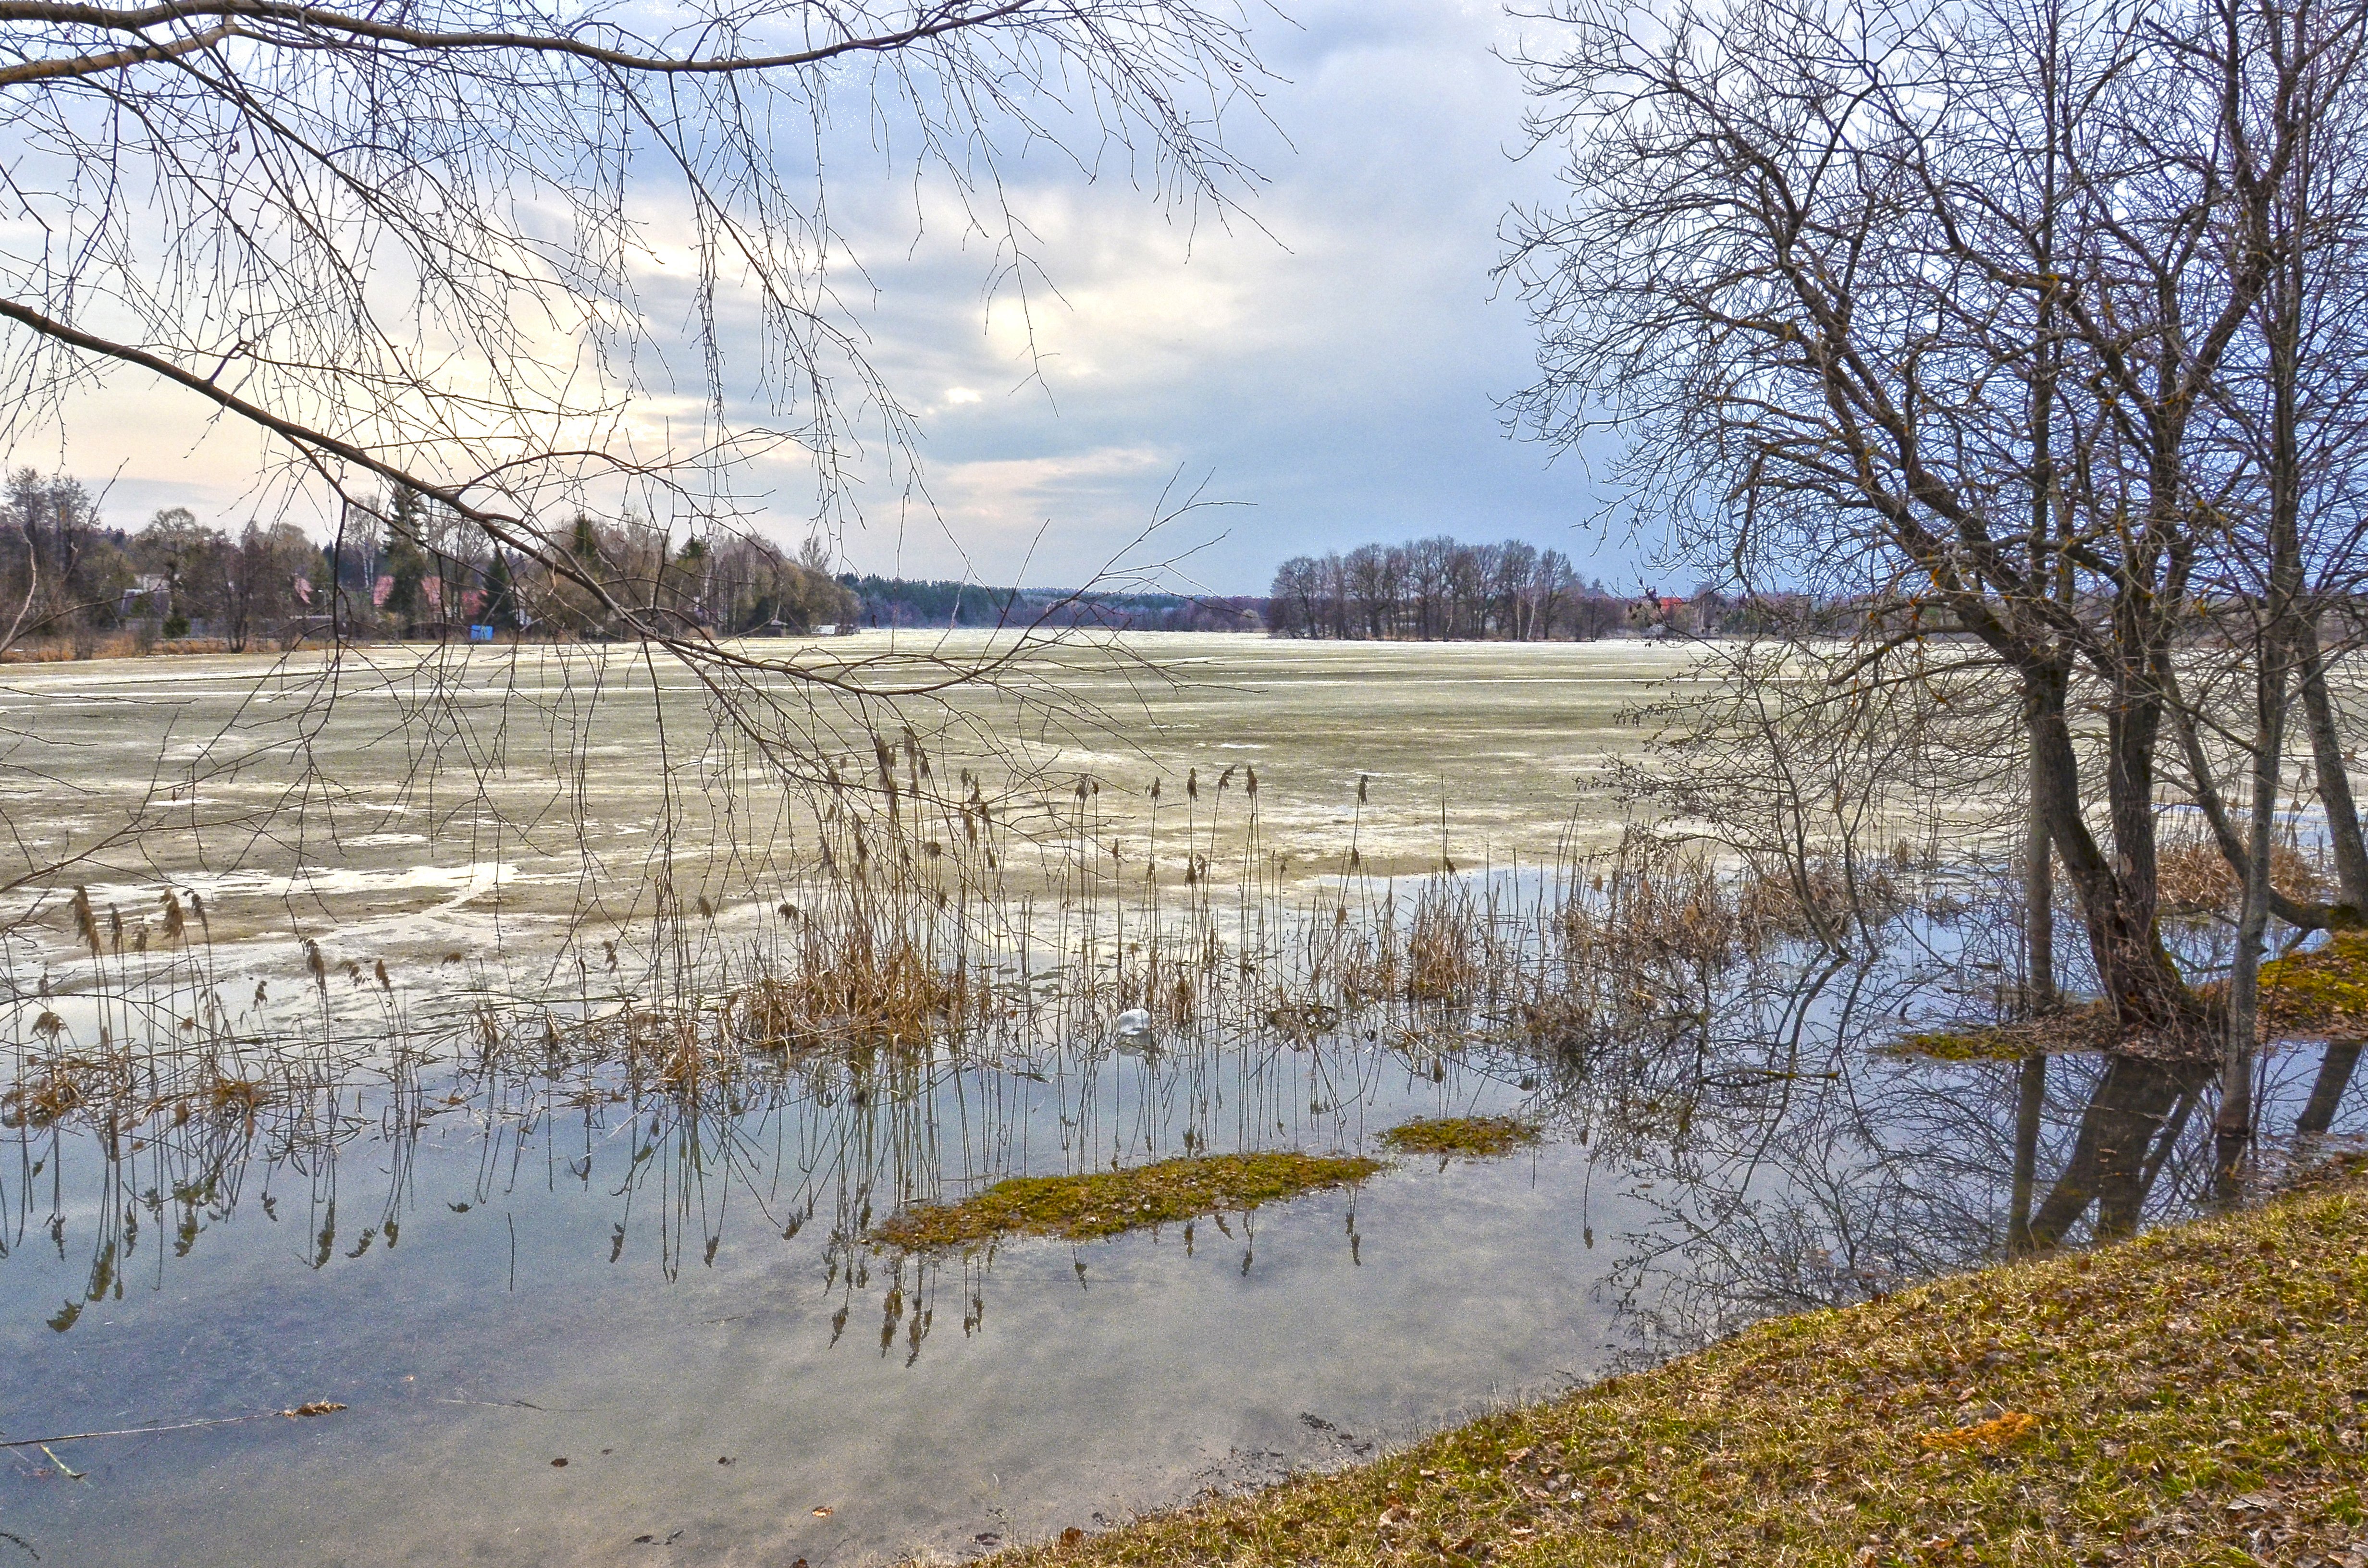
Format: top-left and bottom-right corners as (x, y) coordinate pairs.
(13, 774), (1945, 1141)
(4, 758), (1982, 1346)
(2155, 831), (2328, 920)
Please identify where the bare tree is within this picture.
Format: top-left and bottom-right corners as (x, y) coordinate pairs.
(1506, 0), (2361, 1057)
(2166, 0), (2368, 1161)
(0, 0), (1267, 685)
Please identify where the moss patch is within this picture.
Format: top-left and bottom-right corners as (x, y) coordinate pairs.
(871, 1151), (1381, 1252)
(2261, 932), (2368, 1041)
(1883, 1001), (2122, 1062)
(1884, 1028), (2037, 1062)
(1379, 1116), (1542, 1158)
(991, 1165), (2368, 1568)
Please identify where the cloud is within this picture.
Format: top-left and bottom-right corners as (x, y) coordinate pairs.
(3, 0), (1646, 592)
(792, 0), (1636, 589)
(854, 445), (1196, 584)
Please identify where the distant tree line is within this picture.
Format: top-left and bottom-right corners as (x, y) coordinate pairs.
(839, 575), (1263, 633)
(1, 469), (319, 653)
(327, 498), (859, 641)
(0, 470), (863, 654)
(1264, 535), (1639, 640)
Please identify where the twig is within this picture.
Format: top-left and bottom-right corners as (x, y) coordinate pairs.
(0, 1402), (346, 1448)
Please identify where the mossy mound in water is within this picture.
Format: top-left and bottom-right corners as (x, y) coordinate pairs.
(2260, 931), (2368, 1039)
(1885, 1001), (2123, 1061)
(1378, 1116), (1541, 1158)
(870, 1151), (1381, 1252)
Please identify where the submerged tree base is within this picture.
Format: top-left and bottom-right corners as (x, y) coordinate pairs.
(871, 1152), (1382, 1252)
(997, 1160), (2368, 1568)
(1377, 1117), (1542, 1158)
(1889, 934), (2368, 1066)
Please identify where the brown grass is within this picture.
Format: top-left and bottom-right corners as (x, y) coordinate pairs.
(2157, 837), (2330, 920)
(984, 1164), (2368, 1568)
(0, 634), (241, 663)
(735, 910), (987, 1054)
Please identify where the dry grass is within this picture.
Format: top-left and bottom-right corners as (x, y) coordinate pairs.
(0, 634), (242, 662)
(735, 910), (987, 1054)
(987, 1164), (2368, 1568)
(2157, 837), (2330, 920)
(1738, 854), (1906, 944)
(1406, 879), (1487, 1003)
(868, 1152), (1383, 1253)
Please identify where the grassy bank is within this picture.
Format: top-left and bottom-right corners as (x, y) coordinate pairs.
(1001, 1166), (2368, 1567)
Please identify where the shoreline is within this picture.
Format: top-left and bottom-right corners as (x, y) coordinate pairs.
(991, 1161), (2368, 1567)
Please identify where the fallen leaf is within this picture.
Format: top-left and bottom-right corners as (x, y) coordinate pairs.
(1917, 1410), (2037, 1451)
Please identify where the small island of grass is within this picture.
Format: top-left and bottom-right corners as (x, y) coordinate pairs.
(871, 1150), (1382, 1252)
(1379, 1115), (1542, 1158)
(1883, 1000), (2125, 1061)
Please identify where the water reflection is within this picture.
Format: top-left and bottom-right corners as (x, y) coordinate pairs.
(1, 999), (1515, 1351)
(0, 916), (2355, 1566)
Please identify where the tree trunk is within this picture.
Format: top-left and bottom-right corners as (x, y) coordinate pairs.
(2218, 629), (2289, 1200)
(2026, 667), (2203, 1046)
(2294, 616), (2368, 915)
(2007, 1052), (2047, 1255)
(2025, 725), (2056, 1015)
(2297, 1039), (2362, 1137)
(2027, 1054), (2210, 1248)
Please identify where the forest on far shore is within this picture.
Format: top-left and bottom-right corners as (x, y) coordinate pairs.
(1267, 535), (1770, 640)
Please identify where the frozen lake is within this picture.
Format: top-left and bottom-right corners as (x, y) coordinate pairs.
(0, 632), (1695, 970)
(0, 633), (2340, 1566)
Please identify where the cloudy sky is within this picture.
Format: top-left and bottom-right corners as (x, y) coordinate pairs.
(28, 0), (1651, 597)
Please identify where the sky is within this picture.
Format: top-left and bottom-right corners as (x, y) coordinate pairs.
(13, 0), (1653, 597)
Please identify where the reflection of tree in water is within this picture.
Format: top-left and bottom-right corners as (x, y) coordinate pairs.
(3, 860), (2358, 1373)
(1566, 921), (2347, 1362)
